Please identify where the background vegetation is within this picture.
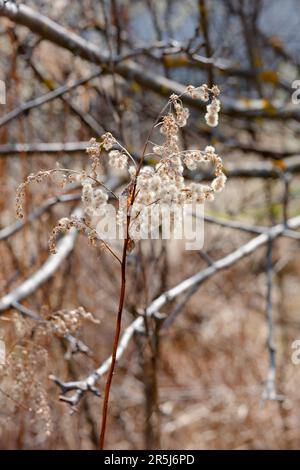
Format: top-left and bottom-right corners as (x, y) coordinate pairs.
(0, 0), (300, 449)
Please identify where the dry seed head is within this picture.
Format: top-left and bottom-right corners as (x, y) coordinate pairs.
(47, 306), (99, 337)
(15, 171), (52, 219)
(16, 82), (226, 255)
(102, 132), (116, 151)
(108, 150), (128, 170)
(86, 137), (102, 177)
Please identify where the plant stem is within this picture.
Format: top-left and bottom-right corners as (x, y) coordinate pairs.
(99, 236), (128, 449)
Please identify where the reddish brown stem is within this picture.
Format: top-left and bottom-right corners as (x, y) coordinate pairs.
(99, 236), (129, 449)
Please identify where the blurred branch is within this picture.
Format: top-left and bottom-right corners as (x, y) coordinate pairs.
(198, 0), (214, 86)
(0, 142), (88, 155)
(261, 239), (284, 402)
(1, 1), (299, 121)
(204, 214), (300, 240)
(3, 139), (300, 161)
(28, 60), (105, 136)
(0, 177), (121, 308)
(2, 142), (300, 180)
(199, 155), (300, 179)
(51, 214), (300, 405)
(0, 208), (81, 312)
(235, 0), (263, 96)
(145, 215), (300, 316)
(0, 191), (80, 241)
(0, 69), (102, 129)
(282, 172), (291, 225)
(50, 316), (141, 405)
(258, 28), (300, 70)
(11, 300), (92, 357)
(224, 141), (300, 161)
(94, 5), (290, 94)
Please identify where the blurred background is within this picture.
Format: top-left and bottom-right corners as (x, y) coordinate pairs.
(0, 0), (300, 449)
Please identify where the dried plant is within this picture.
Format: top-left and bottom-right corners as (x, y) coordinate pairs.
(15, 83), (226, 448)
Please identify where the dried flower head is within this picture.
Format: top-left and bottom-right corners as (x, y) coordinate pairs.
(45, 306), (99, 337)
(102, 132), (116, 151)
(108, 150), (128, 170)
(205, 97), (221, 127)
